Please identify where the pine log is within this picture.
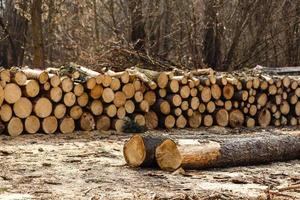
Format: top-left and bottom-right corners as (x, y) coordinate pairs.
(203, 115), (213, 127)
(154, 99), (170, 115)
(257, 93), (268, 107)
(113, 91), (126, 108)
(90, 100), (103, 116)
(4, 83), (22, 104)
(117, 107), (126, 119)
(42, 116), (58, 134)
(22, 68), (49, 84)
(123, 135), (181, 171)
(54, 104), (67, 119)
(144, 91), (156, 106)
(7, 117), (23, 136)
(123, 83), (135, 99)
(211, 84), (222, 100)
(13, 71), (27, 86)
(280, 101), (290, 115)
(86, 77), (97, 89)
(0, 104), (12, 122)
(224, 101), (233, 111)
(69, 105), (82, 120)
(166, 94), (182, 107)
(59, 117), (75, 134)
(125, 100), (135, 114)
(90, 84), (103, 100)
(201, 86), (211, 103)
(168, 79), (179, 93)
(77, 93), (89, 107)
(229, 109), (244, 128)
(180, 85), (190, 99)
(43, 82), (51, 91)
(50, 74), (61, 87)
(25, 115), (40, 134)
(134, 114), (146, 126)
(133, 91), (143, 103)
(245, 117), (256, 128)
(50, 87), (63, 103)
(105, 104), (117, 118)
(102, 74), (112, 87)
(145, 111), (158, 129)
(188, 112), (202, 128)
(158, 89), (167, 98)
(24, 80), (40, 98)
(181, 101), (189, 111)
(13, 97), (32, 119)
(178, 134), (300, 169)
(64, 92), (76, 107)
(61, 77), (73, 92)
(173, 108), (182, 117)
(96, 115), (111, 131)
(176, 115), (187, 128)
(74, 83), (84, 96)
(206, 101), (216, 113)
(112, 119), (126, 132)
(258, 109), (271, 127)
(80, 112), (95, 131)
(198, 103), (206, 113)
(110, 78), (121, 91)
(223, 84), (234, 100)
(34, 97), (52, 118)
(215, 109), (229, 127)
(139, 100), (150, 113)
(187, 109), (194, 117)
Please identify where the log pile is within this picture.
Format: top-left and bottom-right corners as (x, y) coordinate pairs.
(1, 65), (300, 136)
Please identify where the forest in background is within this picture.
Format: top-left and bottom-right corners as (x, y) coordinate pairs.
(0, 0), (299, 71)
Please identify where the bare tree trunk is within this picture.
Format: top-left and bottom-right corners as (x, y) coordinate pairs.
(0, 0), (28, 67)
(128, 0), (145, 51)
(31, 0), (45, 68)
(92, 0), (100, 42)
(202, 0), (222, 70)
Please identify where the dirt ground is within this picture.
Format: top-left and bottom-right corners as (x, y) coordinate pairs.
(0, 127), (299, 200)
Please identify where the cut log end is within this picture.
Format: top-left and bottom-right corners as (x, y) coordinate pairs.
(155, 139), (182, 171)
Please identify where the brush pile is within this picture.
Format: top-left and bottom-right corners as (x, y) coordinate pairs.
(1, 64), (300, 136)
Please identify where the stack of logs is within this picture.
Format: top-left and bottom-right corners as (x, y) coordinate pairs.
(1, 66), (300, 136)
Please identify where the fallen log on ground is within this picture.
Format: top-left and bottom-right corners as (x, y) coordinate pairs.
(123, 134), (300, 171)
(123, 135), (182, 171)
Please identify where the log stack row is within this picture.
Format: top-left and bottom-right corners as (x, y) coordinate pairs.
(1, 66), (300, 136)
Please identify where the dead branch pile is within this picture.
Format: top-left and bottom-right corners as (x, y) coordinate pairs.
(1, 64), (300, 136)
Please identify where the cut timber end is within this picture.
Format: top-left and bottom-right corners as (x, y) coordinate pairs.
(123, 135), (181, 171)
(123, 135), (147, 167)
(223, 84), (234, 100)
(258, 109), (271, 128)
(13, 97), (33, 119)
(229, 109), (244, 128)
(69, 105), (82, 120)
(155, 139), (182, 171)
(54, 104), (67, 119)
(96, 115), (111, 131)
(4, 83), (22, 104)
(60, 117), (75, 134)
(145, 111), (158, 129)
(42, 116), (58, 134)
(34, 98), (53, 118)
(25, 115), (40, 134)
(80, 112), (95, 131)
(215, 109), (229, 127)
(0, 104), (12, 122)
(25, 80), (40, 98)
(8, 117), (23, 136)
